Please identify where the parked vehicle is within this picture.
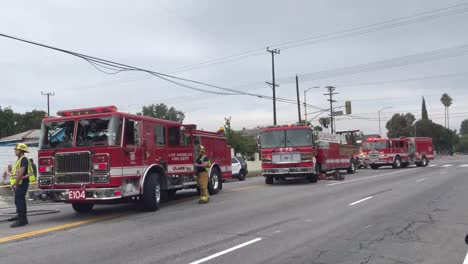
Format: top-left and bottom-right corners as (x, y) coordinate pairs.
(231, 156), (248, 181)
(259, 124), (360, 184)
(33, 106), (232, 212)
(363, 137), (434, 169)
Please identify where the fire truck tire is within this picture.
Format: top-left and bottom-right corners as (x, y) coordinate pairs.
(71, 203), (94, 213)
(208, 168), (221, 195)
(347, 159), (356, 174)
(370, 164), (379, 170)
(142, 172), (161, 211)
(392, 156), (402, 169)
(265, 176), (274, 184)
(422, 156), (428, 167)
(306, 174), (318, 183)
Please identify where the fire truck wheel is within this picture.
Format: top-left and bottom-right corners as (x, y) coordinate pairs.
(71, 203), (94, 213)
(142, 172), (161, 211)
(306, 174), (318, 183)
(208, 168), (221, 195)
(421, 156), (428, 167)
(265, 176), (274, 184)
(347, 159), (356, 174)
(392, 156), (402, 169)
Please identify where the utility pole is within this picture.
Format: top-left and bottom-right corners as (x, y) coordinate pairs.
(304, 86), (319, 126)
(324, 86), (338, 133)
(295, 75), (301, 123)
(41, 91), (55, 116)
(267, 47), (280, 125)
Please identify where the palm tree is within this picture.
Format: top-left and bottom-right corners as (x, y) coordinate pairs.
(440, 93), (453, 128)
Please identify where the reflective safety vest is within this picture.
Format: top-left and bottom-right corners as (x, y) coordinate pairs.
(11, 156), (36, 185)
(196, 154), (211, 173)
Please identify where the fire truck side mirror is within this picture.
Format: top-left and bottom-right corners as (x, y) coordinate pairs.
(256, 135), (261, 148)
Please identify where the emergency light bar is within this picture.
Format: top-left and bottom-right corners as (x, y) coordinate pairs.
(57, 106), (117, 117)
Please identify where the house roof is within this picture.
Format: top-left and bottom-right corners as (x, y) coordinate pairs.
(0, 129), (41, 143)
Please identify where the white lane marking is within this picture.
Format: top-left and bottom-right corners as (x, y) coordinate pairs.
(441, 164), (454, 167)
(440, 171), (447, 174)
(273, 230), (281, 234)
(365, 225), (373, 229)
(428, 164), (437, 167)
(416, 178), (426, 182)
(349, 196), (373, 206)
(328, 170), (410, 186)
(189, 238), (262, 264)
(458, 164), (468, 168)
(463, 250), (468, 264)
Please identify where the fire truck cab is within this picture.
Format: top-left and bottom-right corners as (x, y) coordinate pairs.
(259, 124), (360, 184)
(34, 106), (231, 212)
(363, 137), (433, 169)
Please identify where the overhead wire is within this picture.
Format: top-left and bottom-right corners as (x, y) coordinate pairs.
(163, 2), (468, 74)
(0, 32), (326, 110)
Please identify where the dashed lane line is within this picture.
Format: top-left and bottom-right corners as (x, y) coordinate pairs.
(188, 238), (262, 264)
(349, 196), (373, 206)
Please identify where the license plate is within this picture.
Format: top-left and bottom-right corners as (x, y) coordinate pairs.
(69, 190), (86, 200)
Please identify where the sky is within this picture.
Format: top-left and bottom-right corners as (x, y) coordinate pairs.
(1, 0), (467, 135)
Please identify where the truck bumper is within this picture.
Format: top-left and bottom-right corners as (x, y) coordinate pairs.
(262, 167), (315, 177)
(29, 187), (123, 202)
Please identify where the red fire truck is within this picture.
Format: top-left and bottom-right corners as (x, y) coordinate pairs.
(33, 106), (232, 212)
(259, 124), (360, 184)
(362, 137), (434, 169)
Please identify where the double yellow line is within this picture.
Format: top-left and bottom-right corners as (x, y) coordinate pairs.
(0, 214), (120, 244)
(0, 183), (263, 244)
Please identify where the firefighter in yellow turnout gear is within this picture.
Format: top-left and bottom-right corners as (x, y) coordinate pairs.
(194, 145), (211, 203)
(10, 143), (36, 227)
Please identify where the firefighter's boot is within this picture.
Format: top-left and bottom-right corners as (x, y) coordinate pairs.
(10, 215), (27, 228)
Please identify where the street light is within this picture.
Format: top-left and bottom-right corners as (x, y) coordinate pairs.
(304, 86), (320, 125)
(378, 107), (392, 137)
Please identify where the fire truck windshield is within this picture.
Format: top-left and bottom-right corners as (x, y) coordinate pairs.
(40, 120), (75, 149)
(363, 141), (387, 150)
(261, 129), (313, 148)
(76, 117), (122, 147)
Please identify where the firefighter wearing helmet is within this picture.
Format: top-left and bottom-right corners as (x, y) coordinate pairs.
(9, 143), (36, 227)
(194, 145), (211, 203)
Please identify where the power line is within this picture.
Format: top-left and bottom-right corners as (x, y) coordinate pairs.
(280, 44), (468, 83)
(162, 2), (468, 74)
(0, 32), (327, 110)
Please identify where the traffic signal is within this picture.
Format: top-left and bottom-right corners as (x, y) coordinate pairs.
(345, 101), (352, 115)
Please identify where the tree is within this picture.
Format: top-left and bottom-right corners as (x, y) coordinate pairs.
(385, 113), (415, 138)
(440, 93), (453, 128)
(223, 117), (258, 159)
(0, 106), (46, 138)
(137, 103), (185, 122)
(421, 97), (429, 120)
(460, 119), (468, 135)
(415, 119), (457, 154)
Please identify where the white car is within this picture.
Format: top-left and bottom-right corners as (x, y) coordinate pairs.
(231, 157), (248, 181)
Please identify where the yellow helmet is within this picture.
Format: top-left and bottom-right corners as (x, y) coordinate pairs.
(14, 143), (29, 153)
(199, 145), (206, 153)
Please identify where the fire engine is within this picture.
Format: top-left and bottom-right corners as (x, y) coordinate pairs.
(362, 137), (434, 169)
(33, 106), (232, 212)
(259, 124), (360, 184)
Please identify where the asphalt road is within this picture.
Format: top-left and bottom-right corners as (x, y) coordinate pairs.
(1, 157), (468, 264)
